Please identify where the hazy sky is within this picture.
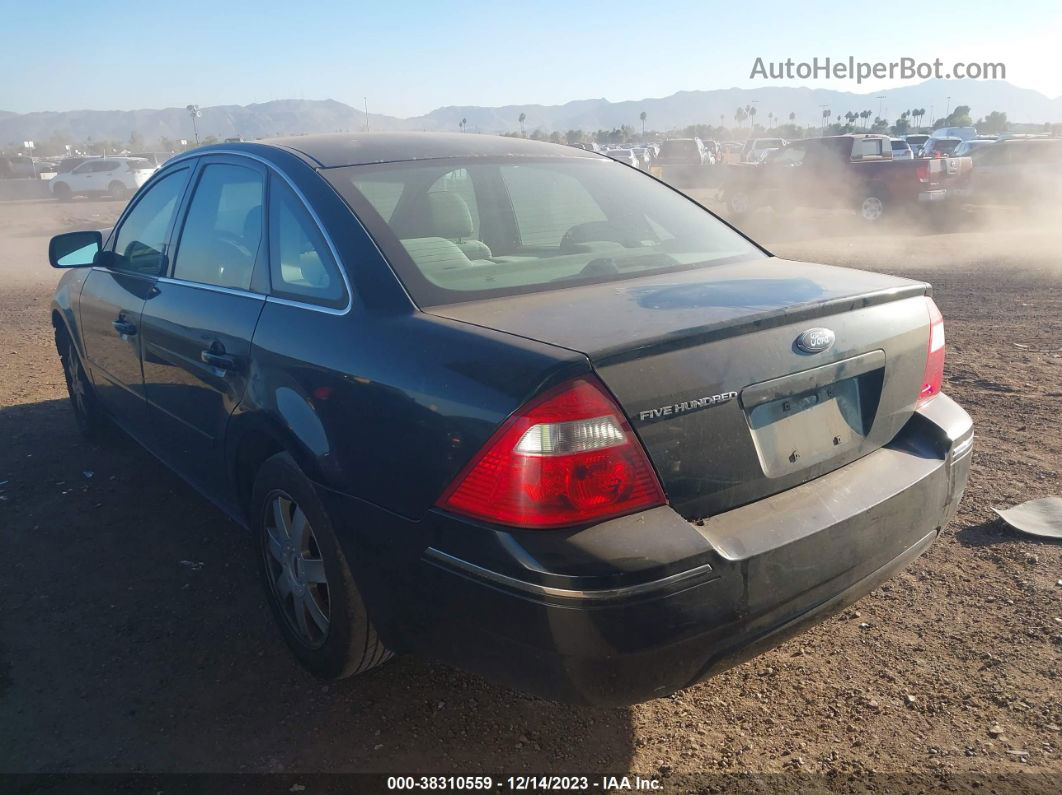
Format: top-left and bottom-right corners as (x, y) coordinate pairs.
(2, 0), (1059, 115)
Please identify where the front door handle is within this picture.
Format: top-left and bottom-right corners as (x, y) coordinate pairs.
(201, 349), (238, 371)
(112, 319), (137, 336)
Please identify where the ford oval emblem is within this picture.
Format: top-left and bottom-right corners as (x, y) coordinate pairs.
(795, 327), (835, 354)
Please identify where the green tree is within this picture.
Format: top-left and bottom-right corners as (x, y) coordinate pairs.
(978, 110), (1008, 133)
(518, 112), (526, 136)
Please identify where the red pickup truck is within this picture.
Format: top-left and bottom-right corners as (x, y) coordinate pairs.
(722, 134), (970, 222)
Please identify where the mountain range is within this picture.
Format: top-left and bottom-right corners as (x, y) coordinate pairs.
(3, 80), (1060, 147)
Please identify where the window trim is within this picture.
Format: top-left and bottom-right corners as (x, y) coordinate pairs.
(265, 172), (349, 310)
(163, 149), (354, 316)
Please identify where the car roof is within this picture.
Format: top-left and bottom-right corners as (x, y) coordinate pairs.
(253, 132), (601, 168)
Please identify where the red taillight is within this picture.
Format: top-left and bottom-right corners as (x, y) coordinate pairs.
(438, 376), (666, 529)
(915, 162), (930, 183)
(917, 297), (946, 406)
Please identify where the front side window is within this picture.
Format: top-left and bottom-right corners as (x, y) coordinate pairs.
(111, 167), (190, 275)
(173, 163), (264, 290)
(326, 158), (763, 306)
(268, 178), (346, 307)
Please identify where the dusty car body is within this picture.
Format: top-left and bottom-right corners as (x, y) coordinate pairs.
(48, 133), (972, 705)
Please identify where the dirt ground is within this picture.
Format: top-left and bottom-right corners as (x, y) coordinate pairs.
(0, 195), (1059, 789)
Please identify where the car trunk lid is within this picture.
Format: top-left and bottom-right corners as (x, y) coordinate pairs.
(430, 257), (932, 519)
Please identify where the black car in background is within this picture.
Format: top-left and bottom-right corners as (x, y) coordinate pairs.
(49, 133), (972, 704)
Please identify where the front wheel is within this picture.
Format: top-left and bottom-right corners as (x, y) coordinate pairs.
(726, 189), (756, 218)
(52, 182), (72, 202)
(58, 335), (110, 442)
(252, 453), (391, 679)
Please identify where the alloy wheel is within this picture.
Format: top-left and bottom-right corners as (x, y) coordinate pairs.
(66, 344), (88, 416)
(262, 491), (331, 647)
(861, 197), (884, 221)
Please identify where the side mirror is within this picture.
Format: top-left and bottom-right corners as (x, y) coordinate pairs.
(49, 230), (102, 268)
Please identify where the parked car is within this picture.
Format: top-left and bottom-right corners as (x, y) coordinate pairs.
(655, 137), (707, 166)
(923, 137), (963, 158)
(724, 134), (970, 221)
(0, 155), (38, 179)
(953, 138), (1062, 206)
(702, 139), (721, 165)
(890, 138), (914, 160)
(49, 157), (157, 200)
(650, 137), (710, 186)
(904, 134), (930, 155)
(741, 138), (787, 163)
(48, 133), (972, 705)
(605, 148), (640, 168)
(630, 147), (654, 170)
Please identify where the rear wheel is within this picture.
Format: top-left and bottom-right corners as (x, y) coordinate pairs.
(108, 181), (128, 201)
(858, 187), (888, 223)
(53, 182), (72, 202)
(252, 453), (391, 679)
(58, 334), (109, 442)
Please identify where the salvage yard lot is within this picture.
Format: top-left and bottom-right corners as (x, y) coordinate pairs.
(0, 196), (1059, 781)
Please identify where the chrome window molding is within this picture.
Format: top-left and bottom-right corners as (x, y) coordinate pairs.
(164, 148), (355, 316)
(155, 276), (266, 301)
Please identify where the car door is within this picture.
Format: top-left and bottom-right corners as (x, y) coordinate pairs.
(138, 156), (267, 497)
(66, 160), (96, 191)
(78, 164), (193, 438)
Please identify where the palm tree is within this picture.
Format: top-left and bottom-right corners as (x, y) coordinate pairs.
(767, 111), (774, 129)
(788, 111), (796, 124)
(459, 117), (467, 133)
(720, 114), (725, 128)
(639, 110), (647, 137)
(749, 106), (757, 128)
(518, 112), (526, 136)
(821, 108), (831, 131)
(734, 107), (748, 128)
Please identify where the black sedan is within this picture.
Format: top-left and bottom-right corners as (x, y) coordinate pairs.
(48, 133), (973, 705)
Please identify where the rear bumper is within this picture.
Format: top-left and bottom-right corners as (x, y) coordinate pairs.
(327, 395), (973, 705)
(918, 189), (949, 202)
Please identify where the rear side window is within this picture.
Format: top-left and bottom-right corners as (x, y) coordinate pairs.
(173, 163), (264, 290)
(855, 138), (884, 158)
(111, 168), (190, 275)
(268, 178), (347, 308)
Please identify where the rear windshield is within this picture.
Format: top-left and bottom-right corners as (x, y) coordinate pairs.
(325, 157), (763, 307)
(126, 158), (153, 170)
(659, 140), (698, 156)
(891, 140), (909, 149)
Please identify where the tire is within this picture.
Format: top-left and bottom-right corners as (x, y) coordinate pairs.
(726, 189), (755, 218)
(53, 182), (72, 202)
(57, 332), (110, 442)
(252, 452), (391, 679)
(108, 181), (128, 201)
(858, 187), (888, 223)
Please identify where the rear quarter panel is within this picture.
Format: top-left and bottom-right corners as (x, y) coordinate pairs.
(237, 306), (589, 519)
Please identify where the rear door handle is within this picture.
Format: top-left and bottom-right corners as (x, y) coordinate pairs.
(201, 350), (238, 371)
(112, 319), (137, 336)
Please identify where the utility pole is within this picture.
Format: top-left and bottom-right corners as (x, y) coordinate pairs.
(876, 95), (886, 119)
(945, 96), (952, 118)
(185, 104), (201, 144)
(364, 97), (369, 131)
